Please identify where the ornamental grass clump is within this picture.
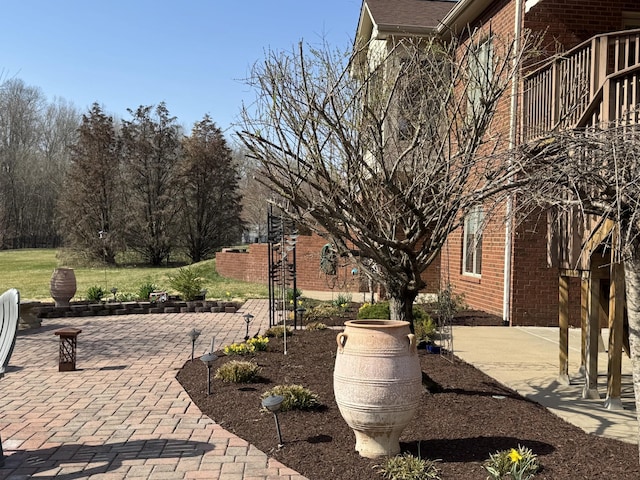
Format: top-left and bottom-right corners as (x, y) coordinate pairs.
(137, 281), (158, 301)
(483, 445), (539, 480)
(305, 304), (344, 321)
(375, 453), (441, 480)
(305, 321), (327, 331)
(261, 384), (319, 411)
(167, 266), (203, 301)
(265, 325), (294, 338)
(215, 360), (261, 383)
(86, 285), (105, 302)
(331, 292), (352, 309)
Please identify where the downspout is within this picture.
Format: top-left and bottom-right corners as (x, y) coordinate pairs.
(503, 0), (524, 326)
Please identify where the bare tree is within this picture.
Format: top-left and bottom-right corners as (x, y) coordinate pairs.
(237, 33), (535, 323)
(58, 103), (123, 264)
(121, 103), (181, 265)
(178, 115), (243, 262)
(518, 126), (640, 454)
(236, 146), (270, 243)
(0, 79), (79, 248)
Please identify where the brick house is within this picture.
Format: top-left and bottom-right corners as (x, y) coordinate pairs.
(218, 0), (640, 327)
(353, 0), (640, 328)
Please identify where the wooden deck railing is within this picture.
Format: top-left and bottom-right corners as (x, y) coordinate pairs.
(524, 28), (640, 141)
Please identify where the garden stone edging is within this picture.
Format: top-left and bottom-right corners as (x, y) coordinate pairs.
(29, 300), (241, 321)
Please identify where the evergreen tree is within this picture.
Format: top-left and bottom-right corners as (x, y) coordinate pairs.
(58, 103), (123, 263)
(121, 103), (180, 265)
(179, 115), (243, 262)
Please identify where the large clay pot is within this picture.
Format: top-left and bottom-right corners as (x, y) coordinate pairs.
(50, 268), (77, 307)
(333, 319), (421, 458)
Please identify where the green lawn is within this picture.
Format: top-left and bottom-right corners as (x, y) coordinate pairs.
(0, 249), (268, 302)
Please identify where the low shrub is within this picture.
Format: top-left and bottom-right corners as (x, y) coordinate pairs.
(261, 384), (320, 411)
(358, 302), (434, 332)
(331, 292), (352, 308)
(357, 301), (390, 319)
(414, 315), (437, 342)
(215, 360), (260, 383)
(305, 304), (344, 321)
(167, 267), (203, 301)
(376, 453), (441, 480)
(305, 321), (327, 331)
(137, 281), (158, 301)
(86, 285), (105, 302)
(115, 292), (137, 302)
(265, 325), (294, 338)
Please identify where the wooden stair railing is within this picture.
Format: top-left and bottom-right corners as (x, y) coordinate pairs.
(524, 28), (640, 140)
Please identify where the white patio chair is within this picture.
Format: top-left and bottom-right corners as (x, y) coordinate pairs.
(0, 288), (19, 466)
(0, 288), (19, 378)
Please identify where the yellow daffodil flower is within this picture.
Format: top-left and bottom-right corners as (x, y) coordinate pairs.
(508, 448), (522, 463)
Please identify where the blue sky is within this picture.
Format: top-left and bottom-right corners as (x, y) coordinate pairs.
(2, 1), (362, 136)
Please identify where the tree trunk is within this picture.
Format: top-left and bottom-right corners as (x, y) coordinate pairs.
(387, 286), (419, 332)
(623, 253), (640, 458)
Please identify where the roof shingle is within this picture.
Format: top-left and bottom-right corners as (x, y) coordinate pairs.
(365, 0), (458, 31)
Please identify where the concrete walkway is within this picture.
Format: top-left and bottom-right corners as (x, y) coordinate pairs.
(0, 299), (307, 480)
(452, 326), (637, 444)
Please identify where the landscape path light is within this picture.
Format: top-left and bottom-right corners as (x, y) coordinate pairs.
(200, 336), (216, 395)
(187, 328), (201, 362)
(261, 394), (284, 448)
(243, 313), (254, 340)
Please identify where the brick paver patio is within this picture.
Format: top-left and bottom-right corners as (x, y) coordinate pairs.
(0, 299), (307, 480)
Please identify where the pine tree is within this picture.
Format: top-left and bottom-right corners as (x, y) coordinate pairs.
(121, 103), (181, 265)
(179, 115), (243, 262)
(58, 103), (123, 263)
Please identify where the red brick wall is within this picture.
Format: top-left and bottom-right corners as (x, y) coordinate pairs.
(439, 0), (515, 320)
(216, 243), (270, 284)
(510, 213), (559, 325)
(440, 207), (509, 320)
(216, 232), (440, 295)
(525, 1), (640, 55)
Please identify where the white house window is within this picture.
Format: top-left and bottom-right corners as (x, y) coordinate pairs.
(467, 37), (494, 118)
(463, 206), (483, 276)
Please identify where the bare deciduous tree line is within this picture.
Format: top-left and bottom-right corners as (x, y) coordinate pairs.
(0, 79), (244, 264)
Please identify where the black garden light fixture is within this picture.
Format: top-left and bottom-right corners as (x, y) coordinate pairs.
(187, 328), (201, 362)
(261, 394), (284, 448)
(200, 336), (216, 395)
(243, 313), (254, 340)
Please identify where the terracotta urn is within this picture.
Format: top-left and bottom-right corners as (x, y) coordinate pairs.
(333, 319), (421, 458)
(50, 267), (77, 307)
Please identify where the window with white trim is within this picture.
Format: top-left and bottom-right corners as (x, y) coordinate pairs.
(463, 206), (483, 276)
(467, 37), (494, 119)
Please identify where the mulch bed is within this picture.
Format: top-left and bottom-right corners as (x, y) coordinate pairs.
(177, 317), (640, 479)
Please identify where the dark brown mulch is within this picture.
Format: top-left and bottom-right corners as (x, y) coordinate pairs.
(177, 325), (640, 480)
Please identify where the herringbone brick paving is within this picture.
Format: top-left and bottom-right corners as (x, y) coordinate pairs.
(0, 299), (307, 480)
